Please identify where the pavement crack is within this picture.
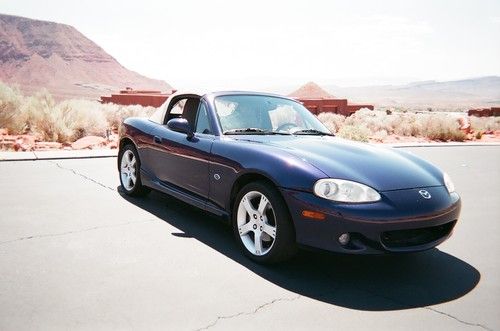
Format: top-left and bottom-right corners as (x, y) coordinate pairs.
(352, 288), (491, 330)
(49, 160), (115, 191)
(423, 307), (492, 331)
(0, 220), (155, 246)
(194, 295), (301, 331)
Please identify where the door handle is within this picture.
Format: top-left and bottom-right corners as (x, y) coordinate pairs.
(153, 135), (162, 144)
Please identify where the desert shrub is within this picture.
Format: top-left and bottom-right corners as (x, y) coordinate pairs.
(21, 89), (63, 141)
(347, 109), (394, 133)
(470, 116), (500, 132)
(317, 112), (345, 133)
(417, 113), (466, 141)
(337, 124), (370, 142)
(0, 82), (26, 133)
(316, 108), (468, 142)
(371, 129), (389, 142)
(0, 81), (155, 143)
(393, 114), (422, 137)
(103, 104), (155, 130)
(55, 99), (109, 141)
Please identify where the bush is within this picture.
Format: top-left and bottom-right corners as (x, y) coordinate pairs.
(337, 124), (370, 142)
(317, 112), (345, 133)
(417, 113), (466, 141)
(316, 108), (468, 142)
(0, 81), (154, 143)
(0, 82), (26, 134)
(2, 81), (494, 144)
(470, 116), (500, 133)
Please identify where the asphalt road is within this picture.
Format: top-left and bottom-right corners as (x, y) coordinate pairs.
(0, 146), (499, 330)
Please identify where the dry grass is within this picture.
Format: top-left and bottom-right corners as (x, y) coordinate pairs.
(2, 81), (499, 144)
(469, 116), (500, 132)
(0, 83), (25, 133)
(336, 124), (370, 142)
(316, 112), (345, 133)
(0, 81), (154, 142)
(316, 108), (490, 142)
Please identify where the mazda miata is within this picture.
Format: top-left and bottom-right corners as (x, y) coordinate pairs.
(118, 91), (461, 263)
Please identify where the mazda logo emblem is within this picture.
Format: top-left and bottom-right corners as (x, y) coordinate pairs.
(419, 189), (431, 199)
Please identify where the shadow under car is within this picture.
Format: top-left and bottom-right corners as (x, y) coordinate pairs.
(118, 188), (480, 311)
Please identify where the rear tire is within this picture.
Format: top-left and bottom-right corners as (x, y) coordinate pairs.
(118, 144), (151, 197)
(232, 181), (297, 264)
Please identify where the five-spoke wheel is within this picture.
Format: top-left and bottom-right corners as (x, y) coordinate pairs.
(237, 191), (277, 256)
(120, 149), (137, 191)
(118, 144), (150, 197)
(233, 181), (297, 263)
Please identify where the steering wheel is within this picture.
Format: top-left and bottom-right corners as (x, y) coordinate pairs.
(276, 122), (298, 132)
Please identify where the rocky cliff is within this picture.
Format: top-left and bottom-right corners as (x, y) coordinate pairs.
(0, 13), (172, 100)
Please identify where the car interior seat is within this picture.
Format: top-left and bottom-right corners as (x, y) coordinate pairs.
(182, 98), (200, 130)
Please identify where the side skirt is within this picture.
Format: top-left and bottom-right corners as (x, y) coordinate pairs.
(141, 169), (230, 222)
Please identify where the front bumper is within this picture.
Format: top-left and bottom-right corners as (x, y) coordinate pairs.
(280, 186), (461, 254)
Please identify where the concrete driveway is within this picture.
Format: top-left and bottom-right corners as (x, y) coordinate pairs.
(0, 146), (499, 330)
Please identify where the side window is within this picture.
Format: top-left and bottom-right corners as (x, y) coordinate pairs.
(195, 103), (212, 134)
(164, 98), (188, 124)
(165, 97), (200, 130)
(170, 99), (186, 115)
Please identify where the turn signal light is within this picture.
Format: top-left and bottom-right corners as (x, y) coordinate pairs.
(301, 210), (326, 221)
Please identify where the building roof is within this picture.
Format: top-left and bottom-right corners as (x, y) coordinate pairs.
(288, 81), (335, 99)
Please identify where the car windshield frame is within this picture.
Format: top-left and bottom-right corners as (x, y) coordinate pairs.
(213, 94), (332, 136)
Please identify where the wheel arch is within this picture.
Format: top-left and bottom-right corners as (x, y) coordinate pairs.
(229, 173), (273, 212)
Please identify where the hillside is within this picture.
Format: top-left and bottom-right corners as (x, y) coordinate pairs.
(0, 13), (172, 100)
(288, 81), (335, 99)
(324, 76), (500, 109)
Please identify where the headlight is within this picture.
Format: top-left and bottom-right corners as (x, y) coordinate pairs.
(313, 179), (381, 203)
(443, 172), (455, 193)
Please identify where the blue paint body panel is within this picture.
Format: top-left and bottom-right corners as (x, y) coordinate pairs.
(119, 91), (461, 254)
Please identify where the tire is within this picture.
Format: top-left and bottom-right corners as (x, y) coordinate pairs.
(118, 144), (151, 197)
(232, 181), (297, 263)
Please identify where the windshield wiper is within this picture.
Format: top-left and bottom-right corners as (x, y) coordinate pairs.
(224, 128), (268, 135)
(224, 128), (291, 135)
(292, 129), (334, 136)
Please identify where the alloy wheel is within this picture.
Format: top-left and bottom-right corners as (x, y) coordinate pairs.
(236, 191), (277, 256)
(120, 149), (137, 191)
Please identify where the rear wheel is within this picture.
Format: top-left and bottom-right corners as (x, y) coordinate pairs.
(119, 144), (150, 197)
(233, 181), (297, 263)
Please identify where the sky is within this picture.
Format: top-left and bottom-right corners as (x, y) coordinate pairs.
(2, 0), (500, 90)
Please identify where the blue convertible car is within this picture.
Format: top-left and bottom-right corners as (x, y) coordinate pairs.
(118, 91), (461, 263)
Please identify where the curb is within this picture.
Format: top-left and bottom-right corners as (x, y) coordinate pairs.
(0, 149), (118, 162)
(381, 142), (500, 148)
(1, 143), (499, 161)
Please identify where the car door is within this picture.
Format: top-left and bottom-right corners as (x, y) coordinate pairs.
(152, 98), (214, 200)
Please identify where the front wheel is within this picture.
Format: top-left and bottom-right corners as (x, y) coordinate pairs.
(232, 181), (297, 263)
(119, 144), (150, 197)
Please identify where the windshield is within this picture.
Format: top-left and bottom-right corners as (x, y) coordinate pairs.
(214, 95), (331, 135)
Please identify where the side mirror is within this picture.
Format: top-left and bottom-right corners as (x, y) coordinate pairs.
(167, 118), (194, 138)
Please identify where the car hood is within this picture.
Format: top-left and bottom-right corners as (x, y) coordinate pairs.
(230, 135), (444, 191)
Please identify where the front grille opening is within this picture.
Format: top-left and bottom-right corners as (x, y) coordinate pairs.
(381, 221), (456, 249)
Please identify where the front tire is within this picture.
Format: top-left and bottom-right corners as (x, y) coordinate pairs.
(232, 181), (297, 263)
(119, 144), (150, 197)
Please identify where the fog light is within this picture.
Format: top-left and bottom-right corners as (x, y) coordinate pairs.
(338, 233), (350, 245)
